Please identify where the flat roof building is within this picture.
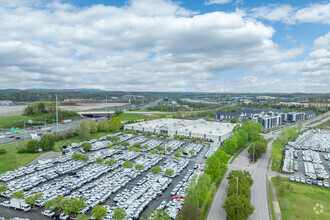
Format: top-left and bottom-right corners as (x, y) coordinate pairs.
(124, 118), (235, 145)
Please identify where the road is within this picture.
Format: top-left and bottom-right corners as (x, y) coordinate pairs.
(0, 117), (105, 145)
(207, 111), (329, 220)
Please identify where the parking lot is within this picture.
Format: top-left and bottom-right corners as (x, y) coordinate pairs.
(284, 130), (330, 187)
(0, 132), (210, 219)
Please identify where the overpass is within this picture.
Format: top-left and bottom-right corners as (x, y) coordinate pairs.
(77, 111), (115, 118)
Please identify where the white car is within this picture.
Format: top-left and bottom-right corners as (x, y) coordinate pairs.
(42, 210), (55, 218)
(60, 213), (69, 220)
(0, 201), (10, 208)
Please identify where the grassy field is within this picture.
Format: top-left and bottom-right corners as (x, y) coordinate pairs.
(315, 119), (330, 130)
(0, 115), (33, 128)
(0, 130), (116, 174)
(272, 177), (330, 220)
(268, 181), (276, 220)
(117, 113), (146, 121)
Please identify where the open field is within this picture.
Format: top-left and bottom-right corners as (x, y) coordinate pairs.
(272, 177), (330, 220)
(0, 105), (26, 115)
(117, 113), (147, 121)
(59, 103), (129, 112)
(0, 115), (34, 128)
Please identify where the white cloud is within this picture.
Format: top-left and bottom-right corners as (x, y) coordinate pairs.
(205, 0), (233, 5)
(250, 3), (330, 24)
(0, 0), (327, 92)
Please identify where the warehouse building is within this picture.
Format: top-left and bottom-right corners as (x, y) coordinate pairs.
(124, 118), (235, 144)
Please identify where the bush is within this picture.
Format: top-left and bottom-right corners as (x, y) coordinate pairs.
(158, 151), (164, 155)
(174, 152), (181, 157)
(151, 166), (162, 174)
(107, 144), (112, 149)
(166, 147), (172, 152)
(150, 150), (156, 154)
(17, 148), (27, 154)
(128, 147), (133, 151)
(134, 148), (140, 152)
(72, 153), (89, 162)
(0, 149), (6, 154)
(191, 137), (197, 142)
(26, 139), (39, 153)
(180, 148), (186, 153)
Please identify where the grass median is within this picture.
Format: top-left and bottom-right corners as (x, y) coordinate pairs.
(272, 177), (330, 220)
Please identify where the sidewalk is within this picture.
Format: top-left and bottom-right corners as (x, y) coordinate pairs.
(268, 176), (282, 220)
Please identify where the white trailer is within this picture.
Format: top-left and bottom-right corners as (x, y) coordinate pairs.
(10, 198), (31, 212)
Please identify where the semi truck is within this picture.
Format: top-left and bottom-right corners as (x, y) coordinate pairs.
(61, 119), (72, 124)
(10, 198), (31, 212)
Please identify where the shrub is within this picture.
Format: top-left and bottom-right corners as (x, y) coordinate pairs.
(105, 158), (117, 166)
(191, 137), (197, 142)
(174, 152), (181, 157)
(166, 147), (172, 152)
(128, 147), (133, 151)
(180, 148), (186, 153)
(107, 144), (112, 149)
(158, 151), (164, 155)
(134, 148), (140, 152)
(150, 150), (156, 154)
(72, 153), (89, 162)
(165, 169), (174, 177)
(0, 149), (7, 154)
(17, 148), (27, 154)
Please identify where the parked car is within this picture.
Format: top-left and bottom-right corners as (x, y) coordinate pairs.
(42, 209), (55, 218)
(289, 176), (294, 181)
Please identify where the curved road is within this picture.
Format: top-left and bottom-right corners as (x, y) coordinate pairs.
(207, 111), (329, 220)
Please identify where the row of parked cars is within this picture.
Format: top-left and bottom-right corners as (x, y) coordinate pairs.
(164, 140), (184, 155)
(140, 139), (163, 152)
(289, 176), (329, 187)
(163, 159), (189, 177)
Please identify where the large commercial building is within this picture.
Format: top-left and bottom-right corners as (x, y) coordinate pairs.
(216, 108), (316, 129)
(124, 118), (235, 145)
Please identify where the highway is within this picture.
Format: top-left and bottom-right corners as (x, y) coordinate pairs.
(0, 117), (104, 145)
(207, 111), (329, 220)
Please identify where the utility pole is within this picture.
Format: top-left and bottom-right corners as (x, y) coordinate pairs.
(56, 94), (59, 133)
(106, 95), (108, 120)
(253, 144), (255, 162)
(236, 176), (239, 195)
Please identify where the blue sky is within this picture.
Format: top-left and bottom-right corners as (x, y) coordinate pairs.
(0, 0), (329, 92)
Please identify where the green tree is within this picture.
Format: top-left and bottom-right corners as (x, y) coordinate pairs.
(95, 158), (104, 164)
(179, 136), (185, 141)
(134, 148), (141, 152)
(122, 142), (129, 147)
(166, 147), (172, 152)
(165, 169), (174, 177)
(79, 121), (90, 139)
(128, 147), (133, 151)
(25, 192), (43, 207)
(105, 158), (117, 166)
(143, 144), (149, 150)
(113, 207), (126, 220)
(63, 197), (87, 216)
(174, 152), (181, 157)
(176, 110), (182, 118)
(26, 139), (39, 153)
(191, 137), (197, 142)
(150, 150), (156, 154)
(176, 201), (201, 220)
(151, 166), (162, 174)
(222, 138), (238, 155)
(230, 117), (238, 123)
(0, 184), (8, 193)
(135, 164), (144, 170)
(189, 149), (196, 155)
(133, 143), (141, 148)
(142, 209), (170, 220)
(180, 148), (186, 153)
(11, 190), (24, 199)
(122, 161), (134, 169)
(109, 117), (122, 132)
(39, 135), (55, 151)
(88, 120), (98, 133)
(45, 195), (66, 212)
(92, 205), (107, 220)
(82, 142), (92, 151)
(223, 194), (254, 220)
(248, 141), (267, 160)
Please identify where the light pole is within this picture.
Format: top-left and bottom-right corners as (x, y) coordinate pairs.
(56, 94), (59, 133)
(236, 176), (239, 195)
(253, 144), (255, 162)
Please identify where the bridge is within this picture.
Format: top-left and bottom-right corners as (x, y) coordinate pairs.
(77, 111), (115, 118)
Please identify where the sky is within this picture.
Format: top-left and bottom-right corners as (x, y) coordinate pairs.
(0, 0), (329, 93)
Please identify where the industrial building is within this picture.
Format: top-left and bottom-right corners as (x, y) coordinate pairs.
(124, 118), (235, 144)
